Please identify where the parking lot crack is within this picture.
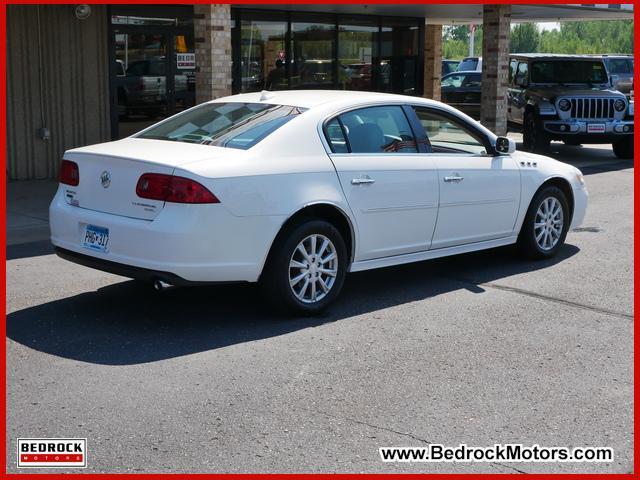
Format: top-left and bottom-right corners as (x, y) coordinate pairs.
(446, 276), (633, 320)
(311, 408), (431, 444)
(492, 462), (528, 474)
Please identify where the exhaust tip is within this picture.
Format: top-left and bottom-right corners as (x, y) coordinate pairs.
(153, 279), (173, 292)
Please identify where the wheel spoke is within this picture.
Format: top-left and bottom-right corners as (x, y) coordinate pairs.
(319, 267), (337, 277)
(310, 235), (317, 257)
(296, 244), (312, 263)
(310, 278), (317, 301)
(317, 238), (329, 258)
(298, 278), (310, 299)
(318, 276), (329, 293)
(290, 259), (307, 270)
(321, 252), (336, 264)
(290, 271), (307, 287)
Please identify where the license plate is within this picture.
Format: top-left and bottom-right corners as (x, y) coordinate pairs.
(83, 224), (109, 252)
(587, 123), (606, 133)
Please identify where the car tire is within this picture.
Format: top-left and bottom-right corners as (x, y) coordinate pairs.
(612, 137), (633, 159)
(518, 185), (570, 260)
(260, 218), (348, 315)
(523, 112), (550, 153)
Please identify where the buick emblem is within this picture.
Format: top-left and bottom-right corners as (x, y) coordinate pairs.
(100, 171), (111, 188)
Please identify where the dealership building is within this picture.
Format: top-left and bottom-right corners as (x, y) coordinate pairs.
(6, 3), (633, 180)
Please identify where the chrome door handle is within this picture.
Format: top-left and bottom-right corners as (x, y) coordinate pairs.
(351, 176), (376, 185)
(444, 175), (464, 183)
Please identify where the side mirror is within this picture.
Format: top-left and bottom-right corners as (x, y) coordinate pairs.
(495, 136), (516, 154)
(610, 74), (619, 88)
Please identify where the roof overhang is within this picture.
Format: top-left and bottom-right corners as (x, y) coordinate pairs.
(237, 4), (633, 24)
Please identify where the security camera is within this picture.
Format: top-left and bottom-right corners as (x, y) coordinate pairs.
(75, 4), (91, 20)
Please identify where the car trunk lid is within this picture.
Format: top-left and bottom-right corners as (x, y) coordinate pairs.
(63, 138), (231, 220)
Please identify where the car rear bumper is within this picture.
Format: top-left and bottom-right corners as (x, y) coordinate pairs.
(53, 246), (219, 286)
(49, 186), (284, 283)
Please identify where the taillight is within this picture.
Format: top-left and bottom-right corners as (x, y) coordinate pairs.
(59, 160), (79, 186)
(136, 173), (219, 204)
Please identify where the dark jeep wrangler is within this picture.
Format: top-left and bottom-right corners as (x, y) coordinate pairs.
(507, 54), (634, 159)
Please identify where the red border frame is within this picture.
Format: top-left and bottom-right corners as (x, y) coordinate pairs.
(1, 1), (636, 478)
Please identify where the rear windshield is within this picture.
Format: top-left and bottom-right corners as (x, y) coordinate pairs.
(530, 60), (608, 84)
(137, 102), (306, 149)
(458, 58), (478, 71)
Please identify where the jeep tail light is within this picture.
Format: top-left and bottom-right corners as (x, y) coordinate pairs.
(59, 160), (79, 186)
(136, 173), (220, 204)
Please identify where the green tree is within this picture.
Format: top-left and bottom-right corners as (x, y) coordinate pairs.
(442, 20), (633, 58)
(511, 23), (540, 54)
(442, 24), (482, 59)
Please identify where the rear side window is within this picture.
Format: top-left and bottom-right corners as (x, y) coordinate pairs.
(607, 58), (632, 74)
(325, 118), (349, 153)
(328, 106), (417, 154)
(137, 102), (306, 150)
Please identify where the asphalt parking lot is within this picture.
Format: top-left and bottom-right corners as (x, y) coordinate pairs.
(6, 141), (634, 473)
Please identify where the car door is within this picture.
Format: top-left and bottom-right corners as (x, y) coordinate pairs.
(412, 106), (521, 249)
(324, 105), (439, 261)
(507, 59), (528, 125)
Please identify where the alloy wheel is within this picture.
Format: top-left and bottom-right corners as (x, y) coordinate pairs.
(289, 234), (338, 304)
(534, 196), (564, 251)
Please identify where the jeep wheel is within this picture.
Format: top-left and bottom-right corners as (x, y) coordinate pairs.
(612, 137), (633, 159)
(523, 112), (550, 153)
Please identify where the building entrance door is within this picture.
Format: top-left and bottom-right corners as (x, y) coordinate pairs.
(109, 8), (196, 139)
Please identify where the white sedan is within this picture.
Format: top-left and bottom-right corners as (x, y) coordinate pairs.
(50, 90), (588, 314)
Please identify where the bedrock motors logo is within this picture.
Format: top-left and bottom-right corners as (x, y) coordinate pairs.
(17, 439), (87, 468)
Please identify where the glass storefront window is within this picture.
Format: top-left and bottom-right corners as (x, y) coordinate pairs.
(291, 16), (336, 90)
(240, 18), (287, 92)
(380, 19), (420, 95)
(174, 33), (196, 113)
(110, 6), (193, 27)
(232, 9), (422, 96)
(338, 18), (378, 91)
(114, 32), (169, 138)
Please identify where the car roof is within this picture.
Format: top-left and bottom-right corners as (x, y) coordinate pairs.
(210, 90), (441, 110)
(445, 70), (479, 75)
(510, 53), (607, 60)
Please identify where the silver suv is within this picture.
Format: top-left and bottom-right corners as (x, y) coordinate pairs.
(601, 54), (634, 95)
(507, 54), (634, 159)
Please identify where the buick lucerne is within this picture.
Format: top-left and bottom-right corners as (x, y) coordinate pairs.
(50, 90), (588, 314)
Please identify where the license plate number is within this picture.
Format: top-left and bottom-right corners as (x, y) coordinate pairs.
(587, 123), (606, 133)
(83, 225), (109, 252)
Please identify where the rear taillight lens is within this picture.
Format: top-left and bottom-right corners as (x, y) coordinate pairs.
(136, 173), (219, 204)
(59, 160), (79, 186)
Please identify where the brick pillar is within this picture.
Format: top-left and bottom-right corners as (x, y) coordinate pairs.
(194, 4), (232, 104)
(480, 4), (511, 135)
(424, 24), (443, 101)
